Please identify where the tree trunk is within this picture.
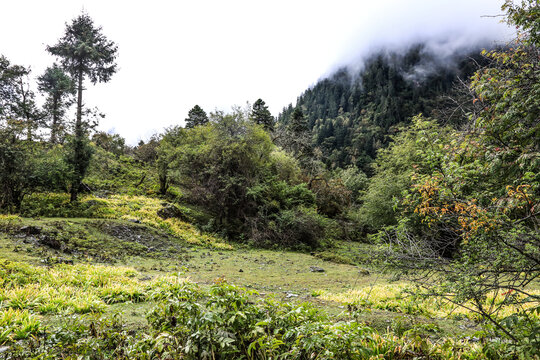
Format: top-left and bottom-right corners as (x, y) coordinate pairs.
(50, 96), (59, 144)
(70, 70), (84, 202)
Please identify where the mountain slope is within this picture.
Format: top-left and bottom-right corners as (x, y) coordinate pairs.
(278, 43), (488, 172)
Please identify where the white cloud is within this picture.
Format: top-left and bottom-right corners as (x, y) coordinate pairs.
(0, 0), (511, 144)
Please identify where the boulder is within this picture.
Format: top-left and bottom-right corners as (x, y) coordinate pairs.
(157, 204), (188, 221)
(309, 266), (325, 273)
(20, 225), (42, 235)
(39, 235), (62, 250)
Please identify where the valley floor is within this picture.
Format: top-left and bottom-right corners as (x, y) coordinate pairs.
(0, 214), (535, 358)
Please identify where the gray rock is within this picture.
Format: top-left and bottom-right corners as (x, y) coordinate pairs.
(358, 268), (370, 276)
(20, 225), (41, 235)
(128, 218), (141, 224)
(157, 204), (187, 220)
(57, 257), (74, 265)
(309, 266), (325, 273)
(39, 235), (62, 250)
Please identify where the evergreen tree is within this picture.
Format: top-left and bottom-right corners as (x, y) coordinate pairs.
(0, 58), (41, 141)
(185, 105), (208, 128)
(37, 64), (75, 144)
(47, 13), (118, 202)
(251, 98), (274, 131)
(288, 107), (308, 134)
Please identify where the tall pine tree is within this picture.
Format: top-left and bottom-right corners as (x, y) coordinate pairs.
(47, 13), (117, 201)
(185, 105), (209, 128)
(251, 98), (274, 131)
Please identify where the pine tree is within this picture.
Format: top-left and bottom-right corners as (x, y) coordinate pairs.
(47, 13), (117, 201)
(251, 98), (274, 131)
(37, 64), (75, 144)
(185, 105), (209, 128)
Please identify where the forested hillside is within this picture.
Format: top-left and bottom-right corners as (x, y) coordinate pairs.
(0, 1), (538, 359)
(278, 43), (488, 172)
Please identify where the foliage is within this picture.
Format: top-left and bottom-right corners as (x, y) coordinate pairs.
(250, 98), (274, 131)
(377, 2), (540, 349)
(37, 64), (75, 144)
(0, 134), (70, 212)
(85, 145), (157, 195)
(334, 165), (369, 204)
(2, 277), (503, 359)
(184, 104), (209, 128)
(278, 47), (486, 172)
(162, 111), (330, 248)
(133, 134), (160, 164)
(92, 131), (126, 157)
(357, 116), (451, 232)
(47, 13), (118, 202)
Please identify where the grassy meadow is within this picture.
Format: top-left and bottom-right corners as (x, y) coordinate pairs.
(1, 196), (536, 359)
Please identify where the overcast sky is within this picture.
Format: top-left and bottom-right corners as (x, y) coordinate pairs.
(1, 0), (512, 144)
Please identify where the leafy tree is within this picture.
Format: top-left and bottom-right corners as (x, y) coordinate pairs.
(168, 114), (273, 231)
(92, 131), (126, 157)
(37, 64), (75, 144)
(134, 135), (160, 164)
(276, 107), (314, 169)
(379, 1), (540, 349)
(288, 107), (308, 134)
(0, 124), (27, 211)
(358, 117), (451, 231)
(184, 105), (209, 128)
(250, 98), (274, 131)
(0, 56), (41, 141)
(47, 13), (118, 202)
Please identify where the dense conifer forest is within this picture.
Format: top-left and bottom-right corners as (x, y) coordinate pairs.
(0, 1), (538, 358)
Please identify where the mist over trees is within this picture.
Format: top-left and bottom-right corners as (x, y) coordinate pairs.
(0, 1), (538, 357)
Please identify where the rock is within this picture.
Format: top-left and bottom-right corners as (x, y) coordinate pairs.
(358, 268), (370, 276)
(286, 293), (298, 298)
(139, 276), (152, 281)
(39, 235), (62, 250)
(157, 204), (187, 220)
(57, 257), (74, 265)
(309, 266), (325, 273)
(23, 236), (38, 245)
(128, 219), (141, 224)
(239, 269), (244, 272)
(20, 225), (41, 235)
(0, 346), (9, 353)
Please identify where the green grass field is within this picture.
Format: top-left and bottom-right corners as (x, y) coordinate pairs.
(0, 198), (536, 359)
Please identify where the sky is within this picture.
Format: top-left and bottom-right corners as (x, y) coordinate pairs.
(0, 0), (512, 144)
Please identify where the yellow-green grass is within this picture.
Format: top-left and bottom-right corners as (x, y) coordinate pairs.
(0, 259), (192, 344)
(319, 283), (540, 321)
(17, 193), (232, 250)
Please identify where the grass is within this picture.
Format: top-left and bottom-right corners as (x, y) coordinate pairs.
(0, 258), (192, 344)
(319, 284), (540, 321)
(18, 193), (232, 250)
(1, 197), (537, 358)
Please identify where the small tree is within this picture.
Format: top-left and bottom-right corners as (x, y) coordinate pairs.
(250, 98), (274, 131)
(38, 64), (75, 144)
(184, 105), (209, 128)
(47, 13), (118, 201)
